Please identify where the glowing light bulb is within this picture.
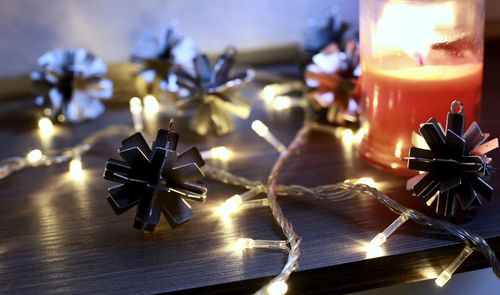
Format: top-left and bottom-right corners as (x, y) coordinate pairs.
(26, 149), (43, 165)
(357, 177), (375, 187)
(217, 188), (266, 217)
(261, 85), (278, 103)
(266, 281), (288, 295)
(69, 159), (84, 180)
(38, 117), (54, 136)
(235, 238), (254, 252)
(368, 213), (409, 248)
(218, 195), (243, 216)
(341, 129), (354, 145)
(251, 120), (269, 137)
(435, 246), (473, 287)
(143, 95), (159, 115)
(129, 97), (143, 131)
(251, 120), (286, 153)
(273, 96), (292, 111)
(353, 128), (365, 144)
(201, 146), (233, 161)
(129, 97), (142, 113)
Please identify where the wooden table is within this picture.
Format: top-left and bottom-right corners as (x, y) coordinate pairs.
(0, 52), (499, 294)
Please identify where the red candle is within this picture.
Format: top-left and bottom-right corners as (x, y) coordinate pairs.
(359, 0), (485, 175)
(359, 57), (482, 174)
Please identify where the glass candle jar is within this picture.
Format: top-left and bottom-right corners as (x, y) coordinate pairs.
(359, 0), (485, 175)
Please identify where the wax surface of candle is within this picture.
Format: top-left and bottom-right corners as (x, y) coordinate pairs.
(359, 57), (482, 174)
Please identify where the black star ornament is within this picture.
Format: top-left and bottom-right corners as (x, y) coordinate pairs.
(406, 100), (498, 217)
(103, 124), (207, 232)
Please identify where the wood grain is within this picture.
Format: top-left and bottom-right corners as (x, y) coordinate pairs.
(0, 54), (499, 294)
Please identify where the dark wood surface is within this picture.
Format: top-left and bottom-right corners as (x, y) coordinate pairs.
(1, 56), (500, 294)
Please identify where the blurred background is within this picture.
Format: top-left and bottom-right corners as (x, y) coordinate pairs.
(0, 1), (498, 294)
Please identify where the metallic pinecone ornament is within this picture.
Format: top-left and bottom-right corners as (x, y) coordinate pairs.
(131, 25), (197, 96)
(305, 41), (361, 125)
(31, 48), (113, 123)
(406, 100), (498, 217)
(103, 123), (207, 232)
(174, 47), (253, 136)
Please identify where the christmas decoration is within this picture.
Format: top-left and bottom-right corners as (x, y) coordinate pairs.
(103, 123), (207, 232)
(305, 40), (361, 124)
(304, 8), (352, 55)
(173, 47), (253, 135)
(406, 100), (498, 217)
(31, 48), (113, 123)
(131, 25), (197, 96)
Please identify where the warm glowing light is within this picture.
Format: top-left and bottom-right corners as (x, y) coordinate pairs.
(251, 120), (286, 153)
(201, 146), (233, 161)
(374, 1), (457, 58)
(353, 128), (365, 144)
(129, 97), (144, 131)
(69, 159), (84, 180)
(368, 233), (387, 248)
(235, 238), (253, 252)
(218, 195), (243, 216)
(368, 213), (409, 248)
(26, 149), (43, 165)
(365, 243), (385, 259)
(129, 97), (143, 113)
(273, 96), (292, 111)
(38, 117), (54, 136)
(261, 85), (279, 103)
(341, 129), (354, 144)
(357, 177), (375, 187)
(435, 246), (473, 287)
(143, 95), (159, 115)
(251, 120), (270, 137)
(266, 281), (288, 295)
(435, 272), (451, 288)
(394, 140), (403, 158)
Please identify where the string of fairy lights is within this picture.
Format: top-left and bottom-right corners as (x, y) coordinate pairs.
(0, 89), (499, 295)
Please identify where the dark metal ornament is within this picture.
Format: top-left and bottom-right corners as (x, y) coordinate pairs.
(31, 48), (113, 123)
(173, 47), (253, 136)
(406, 100), (498, 218)
(103, 123), (207, 232)
(131, 26), (197, 96)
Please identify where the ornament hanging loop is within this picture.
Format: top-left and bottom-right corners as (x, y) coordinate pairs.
(450, 100), (464, 114)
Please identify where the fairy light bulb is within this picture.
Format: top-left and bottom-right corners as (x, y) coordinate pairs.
(129, 97), (143, 131)
(218, 195), (243, 216)
(69, 158), (84, 180)
(341, 129), (354, 145)
(435, 246), (474, 287)
(273, 96), (292, 111)
(357, 177), (375, 187)
(26, 149), (43, 165)
(368, 213), (409, 248)
(38, 117), (54, 137)
(218, 187), (265, 217)
(266, 281), (288, 295)
(261, 85), (278, 103)
(143, 94), (159, 115)
(251, 120), (286, 153)
(69, 149), (84, 180)
(235, 238), (288, 252)
(201, 146), (233, 161)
